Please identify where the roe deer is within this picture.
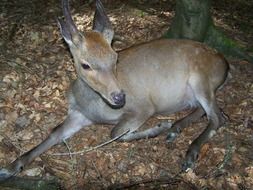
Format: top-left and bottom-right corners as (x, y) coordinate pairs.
(0, 0), (229, 180)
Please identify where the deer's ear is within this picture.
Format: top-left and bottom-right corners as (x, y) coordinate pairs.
(92, 0), (114, 44)
(59, 0), (83, 47)
(58, 18), (74, 46)
(58, 18), (82, 47)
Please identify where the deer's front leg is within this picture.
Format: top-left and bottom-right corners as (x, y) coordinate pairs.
(0, 110), (92, 181)
(166, 107), (205, 143)
(111, 109), (156, 142)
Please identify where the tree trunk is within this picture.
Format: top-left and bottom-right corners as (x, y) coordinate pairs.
(165, 0), (252, 62)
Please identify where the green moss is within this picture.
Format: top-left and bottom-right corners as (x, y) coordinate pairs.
(204, 25), (253, 62)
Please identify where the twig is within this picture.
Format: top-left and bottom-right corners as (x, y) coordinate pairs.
(202, 139), (234, 179)
(51, 129), (130, 156)
(91, 160), (102, 179)
(0, 57), (34, 74)
(63, 139), (73, 160)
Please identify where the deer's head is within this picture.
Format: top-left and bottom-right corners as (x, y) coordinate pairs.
(58, 0), (125, 107)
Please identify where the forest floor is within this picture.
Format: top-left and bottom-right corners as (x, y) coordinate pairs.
(0, 0), (252, 189)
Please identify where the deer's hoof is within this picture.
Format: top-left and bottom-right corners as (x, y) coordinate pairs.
(182, 160), (195, 172)
(181, 146), (199, 171)
(0, 168), (14, 181)
(166, 132), (178, 143)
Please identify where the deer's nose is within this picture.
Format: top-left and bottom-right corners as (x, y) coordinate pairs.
(111, 91), (125, 106)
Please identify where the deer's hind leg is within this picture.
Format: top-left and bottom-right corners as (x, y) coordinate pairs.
(182, 78), (223, 170)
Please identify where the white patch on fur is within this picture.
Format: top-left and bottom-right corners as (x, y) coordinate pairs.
(208, 129), (217, 138)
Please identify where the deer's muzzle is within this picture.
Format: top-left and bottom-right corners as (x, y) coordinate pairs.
(111, 91), (125, 107)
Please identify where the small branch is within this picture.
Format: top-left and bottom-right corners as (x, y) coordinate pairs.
(51, 129), (130, 156)
(0, 176), (61, 190)
(107, 176), (198, 190)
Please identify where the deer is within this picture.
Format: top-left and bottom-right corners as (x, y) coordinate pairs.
(0, 0), (229, 180)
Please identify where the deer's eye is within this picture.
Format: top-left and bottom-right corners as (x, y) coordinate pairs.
(81, 63), (91, 70)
